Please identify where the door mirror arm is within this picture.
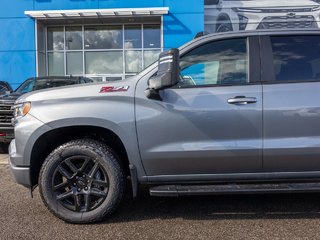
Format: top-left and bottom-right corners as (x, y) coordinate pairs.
(144, 88), (162, 101)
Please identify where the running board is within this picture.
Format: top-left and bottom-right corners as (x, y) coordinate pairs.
(149, 182), (320, 197)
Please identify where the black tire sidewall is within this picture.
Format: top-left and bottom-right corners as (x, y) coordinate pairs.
(39, 140), (124, 223)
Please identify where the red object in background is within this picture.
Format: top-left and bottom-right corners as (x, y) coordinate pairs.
(0, 133), (6, 137)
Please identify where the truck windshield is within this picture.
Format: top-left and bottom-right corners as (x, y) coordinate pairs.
(15, 79), (35, 94)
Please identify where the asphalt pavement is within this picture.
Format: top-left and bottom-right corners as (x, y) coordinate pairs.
(2, 155), (320, 240)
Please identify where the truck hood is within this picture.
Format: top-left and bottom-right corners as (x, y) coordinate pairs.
(16, 76), (139, 104)
(0, 92), (22, 104)
(224, 0), (319, 8)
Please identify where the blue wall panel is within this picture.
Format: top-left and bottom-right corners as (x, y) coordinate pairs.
(0, 51), (36, 89)
(0, 0), (33, 18)
(34, 0), (164, 10)
(164, 0), (203, 13)
(0, 18), (35, 51)
(98, 0), (164, 9)
(163, 13), (203, 49)
(0, 0), (35, 85)
(34, 0), (99, 10)
(163, 0), (204, 49)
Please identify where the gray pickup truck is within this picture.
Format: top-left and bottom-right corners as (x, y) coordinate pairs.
(9, 29), (320, 223)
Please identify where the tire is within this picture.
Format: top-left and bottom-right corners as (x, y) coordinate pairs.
(216, 20), (233, 33)
(0, 143), (9, 154)
(39, 139), (125, 223)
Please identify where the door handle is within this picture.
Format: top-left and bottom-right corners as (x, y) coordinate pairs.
(227, 97), (257, 105)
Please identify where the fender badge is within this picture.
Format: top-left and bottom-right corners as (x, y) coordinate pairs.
(99, 86), (130, 93)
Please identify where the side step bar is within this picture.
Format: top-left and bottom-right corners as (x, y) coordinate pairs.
(149, 182), (320, 197)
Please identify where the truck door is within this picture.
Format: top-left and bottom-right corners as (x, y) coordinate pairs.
(261, 35), (320, 172)
(135, 36), (263, 177)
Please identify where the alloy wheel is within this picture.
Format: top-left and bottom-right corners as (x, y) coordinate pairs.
(52, 155), (109, 212)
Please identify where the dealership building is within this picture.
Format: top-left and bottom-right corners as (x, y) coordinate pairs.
(0, 0), (203, 88)
(1, 0), (320, 89)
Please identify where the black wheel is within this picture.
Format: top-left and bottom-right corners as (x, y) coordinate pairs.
(216, 20), (233, 32)
(39, 139), (125, 223)
(0, 143), (9, 154)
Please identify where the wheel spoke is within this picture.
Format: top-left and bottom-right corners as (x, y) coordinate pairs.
(84, 193), (91, 212)
(88, 162), (99, 178)
(74, 194), (81, 211)
(79, 158), (90, 172)
(65, 159), (78, 173)
(92, 179), (108, 187)
(56, 190), (73, 201)
(53, 181), (69, 191)
(58, 165), (72, 179)
(90, 189), (107, 198)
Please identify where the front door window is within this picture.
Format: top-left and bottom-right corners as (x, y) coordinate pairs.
(178, 38), (249, 87)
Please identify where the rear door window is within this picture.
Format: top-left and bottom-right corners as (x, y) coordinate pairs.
(270, 36), (320, 82)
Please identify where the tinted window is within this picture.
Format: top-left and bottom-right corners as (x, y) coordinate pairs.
(66, 27), (82, 50)
(33, 79), (78, 91)
(47, 27), (64, 51)
(270, 36), (320, 82)
(0, 82), (12, 93)
(80, 77), (93, 83)
(178, 38), (248, 87)
(15, 79), (35, 94)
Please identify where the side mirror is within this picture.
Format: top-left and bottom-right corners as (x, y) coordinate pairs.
(145, 48), (180, 100)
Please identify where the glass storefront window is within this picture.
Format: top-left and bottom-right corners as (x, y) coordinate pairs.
(67, 52), (83, 75)
(46, 23), (161, 79)
(124, 25), (142, 49)
(66, 27), (83, 50)
(85, 51), (123, 74)
(47, 27), (64, 51)
(125, 51), (142, 73)
(144, 25), (161, 48)
(48, 52), (64, 75)
(143, 50), (161, 68)
(84, 26), (123, 49)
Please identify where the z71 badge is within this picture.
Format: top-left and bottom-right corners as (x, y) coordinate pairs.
(99, 86), (130, 93)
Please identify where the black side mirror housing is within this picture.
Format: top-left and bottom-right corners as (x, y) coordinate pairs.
(145, 48), (180, 100)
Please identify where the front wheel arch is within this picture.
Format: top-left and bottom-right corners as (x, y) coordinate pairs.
(30, 126), (130, 189)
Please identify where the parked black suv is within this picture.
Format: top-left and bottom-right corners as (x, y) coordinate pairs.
(0, 81), (13, 95)
(0, 76), (93, 152)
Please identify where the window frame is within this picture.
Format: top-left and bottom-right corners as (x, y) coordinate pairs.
(260, 34), (320, 84)
(173, 36), (260, 89)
